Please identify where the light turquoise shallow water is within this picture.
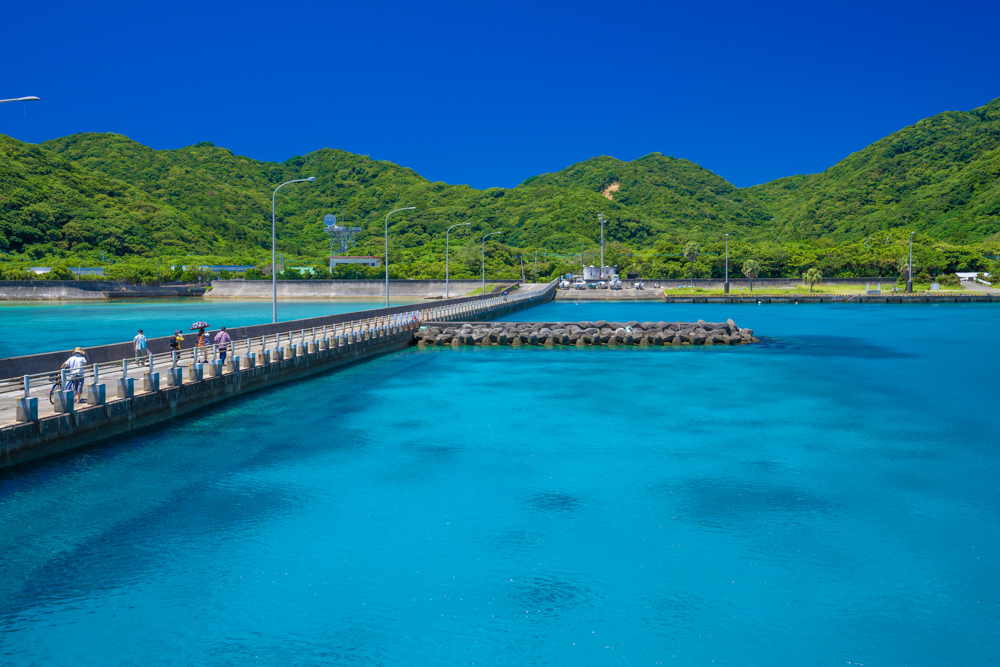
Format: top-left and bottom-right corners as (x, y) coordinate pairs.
(0, 299), (420, 358)
(1, 302), (997, 666)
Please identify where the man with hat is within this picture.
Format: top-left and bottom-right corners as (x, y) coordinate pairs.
(61, 347), (88, 402)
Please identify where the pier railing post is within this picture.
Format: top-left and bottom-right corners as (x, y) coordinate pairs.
(116, 359), (135, 398)
(16, 375), (38, 422)
(88, 361), (107, 405)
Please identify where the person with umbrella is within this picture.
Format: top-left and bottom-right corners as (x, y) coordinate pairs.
(191, 321), (210, 362)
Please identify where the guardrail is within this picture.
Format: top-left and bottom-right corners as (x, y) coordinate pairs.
(2, 281), (555, 424)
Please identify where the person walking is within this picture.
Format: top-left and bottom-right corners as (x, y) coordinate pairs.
(133, 329), (147, 366)
(214, 326), (232, 363)
(61, 347), (87, 402)
(196, 327), (208, 362)
(169, 330), (184, 354)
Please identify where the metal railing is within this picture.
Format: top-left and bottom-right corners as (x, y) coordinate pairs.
(2, 282), (554, 424)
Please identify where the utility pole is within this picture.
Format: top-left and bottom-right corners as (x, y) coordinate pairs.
(599, 213), (605, 278)
(907, 231), (914, 293)
(724, 233), (729, 294)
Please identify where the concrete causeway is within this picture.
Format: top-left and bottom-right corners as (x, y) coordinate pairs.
(0, 282), (557, 468)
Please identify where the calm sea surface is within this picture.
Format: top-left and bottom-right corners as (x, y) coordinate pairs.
(0, 299), (421, 358)
(1, 302), (997, 666)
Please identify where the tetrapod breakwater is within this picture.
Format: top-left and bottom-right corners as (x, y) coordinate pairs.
(416, 319), (760, 347)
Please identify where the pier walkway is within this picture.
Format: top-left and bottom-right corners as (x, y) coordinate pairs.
(0, 282), (556, 468)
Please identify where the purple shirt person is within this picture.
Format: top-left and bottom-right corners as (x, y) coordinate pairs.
(213, 327), (233, 363)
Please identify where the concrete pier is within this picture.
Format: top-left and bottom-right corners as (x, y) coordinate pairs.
(1, 281), (558, 469)
(0, 327), (416, 469)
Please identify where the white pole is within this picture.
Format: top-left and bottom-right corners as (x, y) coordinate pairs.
(272, 177), (316, 323)
(385, 207), (416, 308)
(482, 231), (500, 295)
(446, 222), (470, 299)
(599, 213), (605, 278)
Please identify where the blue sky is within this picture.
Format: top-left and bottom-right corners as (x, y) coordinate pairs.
(2, 0), (997, 189)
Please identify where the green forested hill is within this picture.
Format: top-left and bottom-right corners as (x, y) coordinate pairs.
(38, 134), (770, 258)
(0, 136), (210, 256)
(1, 96), (998, 281)
(751, 97), (1000, 243)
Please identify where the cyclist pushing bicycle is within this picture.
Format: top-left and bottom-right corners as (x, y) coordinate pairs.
(61, 347), (87, 400)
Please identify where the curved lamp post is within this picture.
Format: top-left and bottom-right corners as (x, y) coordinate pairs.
(0, 96), (40, 104)
(481, 231), (501, 295)
(385, 207), (416, 307)
(272, 177), (316, 323)
(446, 222), (471, 299)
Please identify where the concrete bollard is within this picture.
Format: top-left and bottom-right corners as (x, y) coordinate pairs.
(276, 347), (285, 361)
(308, 341), (318, 353)
(187, 364), (204, 382)
(87, 382), (107, 405)
(262, 350), (271, 365)
(289, 344), (298, 358)
(227, 356), (239, 373)
(16, 397), (39, 422)
(116, 378), (133, 399)
(144, 372), (160, 392)
(206, 361), (222, 377)
(320, 338), (329, 350)
(166, 368), (183, 387)
(243, 353), (256, 369)
(53, 389), (74, 414)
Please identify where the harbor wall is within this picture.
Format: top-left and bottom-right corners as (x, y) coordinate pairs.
(206, 279), (519, 299)
(0, 328), (415, 469)
(0, 281), (205, 300)
(0, 281), (557, 468)
(0, 286), (522, 380)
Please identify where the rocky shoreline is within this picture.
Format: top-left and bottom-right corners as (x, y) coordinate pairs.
(416, 320), (760, 347)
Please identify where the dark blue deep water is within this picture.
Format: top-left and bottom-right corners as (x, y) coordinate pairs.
(1, 302), (997, 665)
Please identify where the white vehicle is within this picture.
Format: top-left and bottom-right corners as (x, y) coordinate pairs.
(635, 282), (644, 290)
(574, 279), (587, 290)
(559, 280), (571, 289)
(610, 278), (622, 290)
(597, 281), (607, 289)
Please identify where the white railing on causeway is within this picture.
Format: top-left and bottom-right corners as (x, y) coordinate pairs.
(1, 283), (551, 424)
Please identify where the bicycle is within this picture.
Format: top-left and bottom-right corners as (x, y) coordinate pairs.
(49, 376), (85, 404)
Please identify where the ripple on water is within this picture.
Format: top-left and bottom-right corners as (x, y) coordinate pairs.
(523, 491), (583, 514)
(508, 573), (592, 615)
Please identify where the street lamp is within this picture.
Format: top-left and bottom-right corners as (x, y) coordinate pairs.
(446, 222), (471, 299)
(385, 207), (416, 307)
(271, 177), (316, 323)
(908, 231), (915, 293)
(482, 231), (501, 295)
(0, 96), (40, 104)
(725, 233), (729, 294)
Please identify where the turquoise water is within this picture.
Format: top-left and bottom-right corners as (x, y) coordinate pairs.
(1, 302), (997, 665)
(0, 299), (420, 358)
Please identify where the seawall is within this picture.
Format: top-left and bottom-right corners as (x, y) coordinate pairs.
(0, 329), (414, 468)
(0, 281), (558, 468)
(0, 286), (524, 380)
(0, 281), (205, 300)
(206, 279), (519, 299)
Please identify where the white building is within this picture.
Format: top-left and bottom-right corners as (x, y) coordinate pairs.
(331, 256), (381, 268)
